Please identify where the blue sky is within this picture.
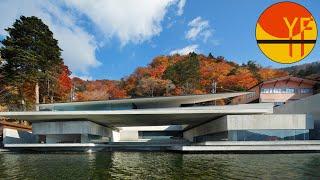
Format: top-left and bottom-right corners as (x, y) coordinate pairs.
(0, 0), (319, 80)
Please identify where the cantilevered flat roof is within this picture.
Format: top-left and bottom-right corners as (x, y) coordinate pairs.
(39, 92), (251, 110)
(0, 103), (273, 127)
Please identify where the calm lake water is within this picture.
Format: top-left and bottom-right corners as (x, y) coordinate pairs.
(1, 152), (320, 179)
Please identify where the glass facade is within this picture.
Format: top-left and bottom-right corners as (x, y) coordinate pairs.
(228, 130), (309, 141)
(274, 102), (285, 106)
(301, 88), (313, 94)
(138, 131), (182, 140)
(194, 130), (309, 142)
(261, 88), (313, 94)
(309, 130), (320, 140)
(40, 103), (134, 111)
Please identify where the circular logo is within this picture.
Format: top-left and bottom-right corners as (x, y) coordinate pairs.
(256, 2), (317, 64)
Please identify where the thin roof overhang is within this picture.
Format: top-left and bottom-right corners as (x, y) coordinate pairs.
(0, 103), (274, 127)
(39, 92), (251, 110)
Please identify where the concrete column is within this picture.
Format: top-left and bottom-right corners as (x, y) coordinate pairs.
(111, 130), (120, 142)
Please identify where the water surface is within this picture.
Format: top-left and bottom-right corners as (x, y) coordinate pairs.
(1, 152), (320, 179)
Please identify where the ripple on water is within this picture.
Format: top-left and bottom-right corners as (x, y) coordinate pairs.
(0, 152), (320, 179)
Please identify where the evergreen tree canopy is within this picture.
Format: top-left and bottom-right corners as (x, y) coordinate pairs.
(1, 16), (63, 85)
(0, 16), (64, 109)
(163, 52), (200, 93)
(208, 53), (214, 59)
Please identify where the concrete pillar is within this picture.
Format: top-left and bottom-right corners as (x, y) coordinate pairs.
(111, 130), (120, 142)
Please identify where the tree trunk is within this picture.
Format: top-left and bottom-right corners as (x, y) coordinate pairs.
(21, 99), (26, 111)
(19, 86), (26, 111)
(35, 82), (39, 111)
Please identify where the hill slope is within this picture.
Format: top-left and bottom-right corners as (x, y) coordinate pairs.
(280, 61), (320, 81)
(73, 53), (288, 101)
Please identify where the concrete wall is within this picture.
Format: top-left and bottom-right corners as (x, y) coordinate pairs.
(227, 114), (312, 130)
(275, 94), (320, 129)
(183, 116), (228, 141)
(46, 134), (80, 143)
(3, 128), (38, 144)
(183, 114), (311, 142)
(32, 121), (112, 137)
(119, 131), (139, 141)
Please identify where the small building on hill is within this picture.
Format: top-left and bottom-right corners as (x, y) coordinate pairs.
(231, 76), (318, 106)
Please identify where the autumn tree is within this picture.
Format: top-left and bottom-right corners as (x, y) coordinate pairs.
(73, 79), (127, 101)
(221, 68), (258, 91)
(245, 60), (262, 82)
(199, 56), (233, 93)
(55, 64), (72, 102)
(259, 68), (288, 81)
(72, 53), (290, 100)
(136, 77), (173, 97)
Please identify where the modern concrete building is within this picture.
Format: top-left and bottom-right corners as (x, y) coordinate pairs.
(0, 92), (318, 152)
(275, 93), (320, 139)
(231, 76), (318, 106)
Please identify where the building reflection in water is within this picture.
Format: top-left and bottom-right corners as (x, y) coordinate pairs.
(1, 152), (320, 179)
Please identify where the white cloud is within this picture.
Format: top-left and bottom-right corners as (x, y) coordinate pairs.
(0, 0), (100, 73)
(0, 0), (186, 74)
(177, 0), (186, 16)
(170, 44), (198, 55)
(186, 16), (212, 42)
(70, 74), (93, 81)
(63, 0), (178, 46)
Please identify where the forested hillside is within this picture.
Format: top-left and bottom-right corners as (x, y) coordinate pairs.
(281, 61), (320, 81)
(72, 53), (288, 101)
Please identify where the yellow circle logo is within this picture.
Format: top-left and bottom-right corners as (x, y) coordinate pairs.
(256, 2), (317, 64)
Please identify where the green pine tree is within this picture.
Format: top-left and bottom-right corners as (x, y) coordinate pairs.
(0, 16), (63, 110)
(164, 52), (200, 94)
(208, 52), (214, 59)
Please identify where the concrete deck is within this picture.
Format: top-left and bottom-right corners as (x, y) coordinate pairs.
(4, 143), (176, 152)
(5, 141), (320, 153)
(169, 141), (320, 152)
(0, 148), (10, 153)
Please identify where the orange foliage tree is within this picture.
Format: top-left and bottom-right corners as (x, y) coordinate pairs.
(122, 53), (288, 97)
(73, 53), (289, 101)
(74, 79), (127, 101)
(55, 64), (72, 102)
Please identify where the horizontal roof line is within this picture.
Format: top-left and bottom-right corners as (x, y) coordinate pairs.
(38, 92), (250, 107)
